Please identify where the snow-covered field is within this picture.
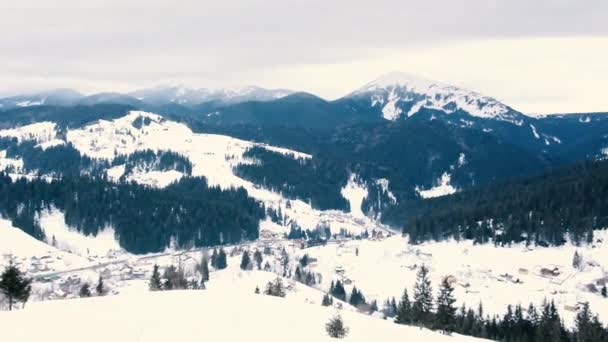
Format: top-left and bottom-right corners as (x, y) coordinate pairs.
(299, 233), (608, 327)
(0, 284), (486, 342)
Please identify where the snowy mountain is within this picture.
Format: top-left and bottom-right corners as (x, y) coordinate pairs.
(345, 72), (525, 125)
(0, 89), (83, 109)
(129, 85), (293, 106)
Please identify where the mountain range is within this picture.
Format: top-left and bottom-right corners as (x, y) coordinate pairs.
(0, 72), (607, 234)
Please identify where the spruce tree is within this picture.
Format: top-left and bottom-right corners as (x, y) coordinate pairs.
(253, 250), (263, 270)
(199, 254), (210, 282)
(79, 283), (92, 297)
(216, 248), (227, 270)
(412, 265), (433, 326)
(0, 261), (32, 310)
(436, 277), (457, 332)
(240, 251), (251, 270)
(395, 288), (412, 324)
(96, 276), (105, 296)
(322, 293), (334, 306)
(210, 248), (218, 268)
(149, 264), (162, 291)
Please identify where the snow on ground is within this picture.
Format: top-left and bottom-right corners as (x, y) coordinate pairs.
(0, 286), (486, 342)
(125, 168), (184, 187)
(416, 172), (457, 199)
(0, 218), (91, 275)
(37, 209), (122, 257)
(299, 232), (608, 327)
(340, 174), (368, 219)
(0, 121), (58, 143)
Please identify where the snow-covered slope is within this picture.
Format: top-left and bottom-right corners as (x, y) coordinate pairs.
(347, 72), (523, 124)
(301, 232), (608, 328)
(0, 281), (486, 342)
(129, 85), (293, 106)
(0, 111), (382, 236)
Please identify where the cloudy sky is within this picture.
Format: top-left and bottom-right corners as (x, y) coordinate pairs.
(1, 0), (607, 113)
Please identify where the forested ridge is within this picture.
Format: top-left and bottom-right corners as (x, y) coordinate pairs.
(0, 174), (264, 253)
(399, 160), (608, 246)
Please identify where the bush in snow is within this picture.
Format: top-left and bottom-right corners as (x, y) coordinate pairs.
(325, 314), (349, 339)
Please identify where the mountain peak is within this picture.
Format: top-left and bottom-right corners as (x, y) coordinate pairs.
(361, 71), (443, 92)
(345, 72), (520, 123)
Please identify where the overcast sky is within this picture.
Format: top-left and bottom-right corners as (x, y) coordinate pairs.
(1, 0), (607, 113)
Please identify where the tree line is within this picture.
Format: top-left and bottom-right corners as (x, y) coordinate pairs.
(399, 160), (608, 246)
(0, 173), (265, 253)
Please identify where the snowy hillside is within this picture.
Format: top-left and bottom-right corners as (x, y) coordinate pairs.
(347, 72), (523, 124)
(0, 111), (383, 237)
(129, 85), (293, 105)
(0, 285), (486, 342)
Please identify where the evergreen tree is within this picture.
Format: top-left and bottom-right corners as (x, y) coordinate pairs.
(601, 285), (607, 298)
(435, 277), (457, 332)
(253, 250), (263, 270)
(322, 293), (334, 306)
(79, 283), (92, 297)
(199, 254), (210, 282)
(574, 302), (607, 342)
(536, 300), (565, 342)
(325, 314), (349, 339)
(369, 300), (378, 313)
(240, 251), (251, 270)
(210, 248), (218, 269)
(349, 286), (366, 308)
(0, 261), (32, 310)
(395, 288), (412, 324)
(96, 276), (105, 296)
(149, 264), (162, 291)
(329, 280), (346, 301)
(572, 251), (583, 270)
(254, 286), (260, 294)
(412, 265), (433, 326)
(215, 248), (228, 270)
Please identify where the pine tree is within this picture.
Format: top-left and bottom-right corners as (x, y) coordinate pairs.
(601, 285), (607, 298)
(253, 250), (263, 269)
(199, 254), (210, 282)
(210, 248), (218, 268)
(240, 251), (251, 270)
(79, 283), (92, 297)
(96, 276), (105, 296)
(436, 277), (457, 332)
(574, 302), (607, 342)
(322, 293), (334, 306)
(412, 265), (433, 326)
(149, 264), (162, 291)
(369, 300), (378, 314)
(572, 250), (583, 270)
(216, 248), (227, 270)
(0, 261), (32, 310)
(395, 288), (412, 324)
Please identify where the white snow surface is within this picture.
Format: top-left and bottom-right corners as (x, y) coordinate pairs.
(350, 72), (521, 124)
(0, 121), (58, 144)
(37, 209), (122, 257)
(0, 280), (485, 342)
(416, 172), (457, 198)
(340, 174), (368, 219)
(301, 231), (608, 328)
